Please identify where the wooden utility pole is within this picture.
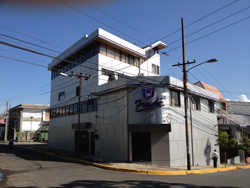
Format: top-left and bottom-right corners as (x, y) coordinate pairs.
(4, 101), (9, 142)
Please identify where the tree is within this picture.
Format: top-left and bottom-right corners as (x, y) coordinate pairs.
(215, 131), (237, 167)
(238, 136), (250, 164)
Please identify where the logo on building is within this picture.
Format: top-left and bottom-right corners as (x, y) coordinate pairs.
(142, 88), (155, 99)
(134, 88), (164, 112)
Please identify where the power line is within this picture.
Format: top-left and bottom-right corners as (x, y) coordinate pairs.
(58, 0), (148, 46)
(167, 5), (250, 46)
(158, 0), (239, 41)
(80, 0), (155, 42)
(165, 15), (250, 53)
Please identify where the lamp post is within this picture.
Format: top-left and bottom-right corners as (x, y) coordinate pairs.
(60, 71), (91, 158)
(172, 18), (218, 170)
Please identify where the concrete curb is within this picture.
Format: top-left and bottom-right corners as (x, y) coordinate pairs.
(32, 148), (250, 175)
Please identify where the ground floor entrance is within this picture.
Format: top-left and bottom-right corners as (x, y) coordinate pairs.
(132, 132), (151, 162)
(75, 131), (95, 155)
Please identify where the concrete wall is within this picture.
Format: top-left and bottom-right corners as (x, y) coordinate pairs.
(128, 86), (219, 167)
(96, 88), (128, 161)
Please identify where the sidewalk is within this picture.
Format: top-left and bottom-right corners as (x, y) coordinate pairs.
(29, 143), (250, 175)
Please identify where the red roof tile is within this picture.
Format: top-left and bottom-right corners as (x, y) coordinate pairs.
(194, 81), (226, 102)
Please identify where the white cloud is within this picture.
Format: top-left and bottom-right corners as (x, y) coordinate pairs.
(235, 94), (250, 102)
(225, 98), (231, 101)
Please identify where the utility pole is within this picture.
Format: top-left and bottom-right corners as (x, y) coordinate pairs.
(171, 19), (218, 170)
(182, 18), (191, 171)
(4, 101), (9, 142)
(60, 72), (91, 158)
(172, 18), (193, 170)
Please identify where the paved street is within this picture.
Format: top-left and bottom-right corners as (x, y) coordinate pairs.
(0, 142), (249, 188)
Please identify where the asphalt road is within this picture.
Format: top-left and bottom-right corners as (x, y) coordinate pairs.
(0, 142), (249, 188)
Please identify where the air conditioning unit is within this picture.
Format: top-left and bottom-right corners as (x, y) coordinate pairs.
(108, 74), (116, 82)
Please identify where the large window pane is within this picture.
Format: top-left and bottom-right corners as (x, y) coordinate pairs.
(87, 48), (94, 59)
(66, 105), (70, 116)
(107, 46), (115, 58)
(70, 104), (74, 115)
(114, 49), (120, 60)
(134, 58), (139, 67)
(74, 103), (78, 114)
(62, 107), (66, 116)
(128, 55), (133, 65)
(81, 101), (87, 113)
(100, 43), (106, 55)
(94, 44), (99, 55)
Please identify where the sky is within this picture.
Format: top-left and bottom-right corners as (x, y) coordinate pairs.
(0, 0), (249, 113)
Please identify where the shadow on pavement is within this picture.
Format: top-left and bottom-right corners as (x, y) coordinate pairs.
(51, 180), (240, 188)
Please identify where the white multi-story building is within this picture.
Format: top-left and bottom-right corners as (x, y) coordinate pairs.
(48, 28), (220, 167)
(8, 104), (50, 141)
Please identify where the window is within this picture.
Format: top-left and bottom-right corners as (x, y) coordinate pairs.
(171, 90), (180, 107)
(102, 68), (107, 75)
(191, 97), (200, 110)
(59, 92), (65, 101)
(76, 86), (80, 96)
(81, 101), (87, 113)
(157, 65), (159, 74)
(121, 52), (128, 63)
(134, 58), (139, 67)
(50, 99), (98, 118)
(66, 105), (70, 115)
(152, 64), (159, 74)
(74, 103), (78, 114)
(208, 100), (215, 113)
(107, 46), (115, 58)
(128, 55), (134, 65)
(114, 49), (120, 60)
(100, 43), (107, 55)
(62, 106), (66, 116)
(146, 50), (151, 59)
(152, 64), (156, 74)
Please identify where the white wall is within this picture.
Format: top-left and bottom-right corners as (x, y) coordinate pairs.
(23, 109), (43, 119)
(140, 54), (161, 76)
(128, 86), (219, 167)
(22, 121), (42, 131)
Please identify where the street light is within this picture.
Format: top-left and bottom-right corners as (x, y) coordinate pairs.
(59, 71), (91, 158)
(173, 59), (218, 170)
(171, 18), (219, 170)
(186, 58), (218, 72)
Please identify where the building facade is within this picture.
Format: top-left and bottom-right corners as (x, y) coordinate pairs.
(0, 114), (6, 140)
(48, 28), (220, 167)
(8, 104), (50, 141)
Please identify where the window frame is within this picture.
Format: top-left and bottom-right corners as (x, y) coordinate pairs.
(58, 91), (65, 101)
(170, 90), (181, 107)
(208, 100), (215, 113)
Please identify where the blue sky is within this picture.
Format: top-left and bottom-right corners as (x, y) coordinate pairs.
(0, 0), (249, 113)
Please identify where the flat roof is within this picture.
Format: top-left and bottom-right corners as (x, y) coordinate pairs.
(48, 28), (167, 70)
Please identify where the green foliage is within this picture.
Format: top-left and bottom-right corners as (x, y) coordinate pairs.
(238, 136), (250, 155)
(215, 131), (237, 150)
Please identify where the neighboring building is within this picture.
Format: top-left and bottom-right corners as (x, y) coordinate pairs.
(0, 114), (6, 140)
(227, 101), (250, 137)
(8, 104), (50, 141)
(194, 81), (227, 124)
(194, 82), (244, 164)
(48, 28), (220, 167)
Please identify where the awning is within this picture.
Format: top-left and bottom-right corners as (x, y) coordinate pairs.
(128, 124), (171, 132)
